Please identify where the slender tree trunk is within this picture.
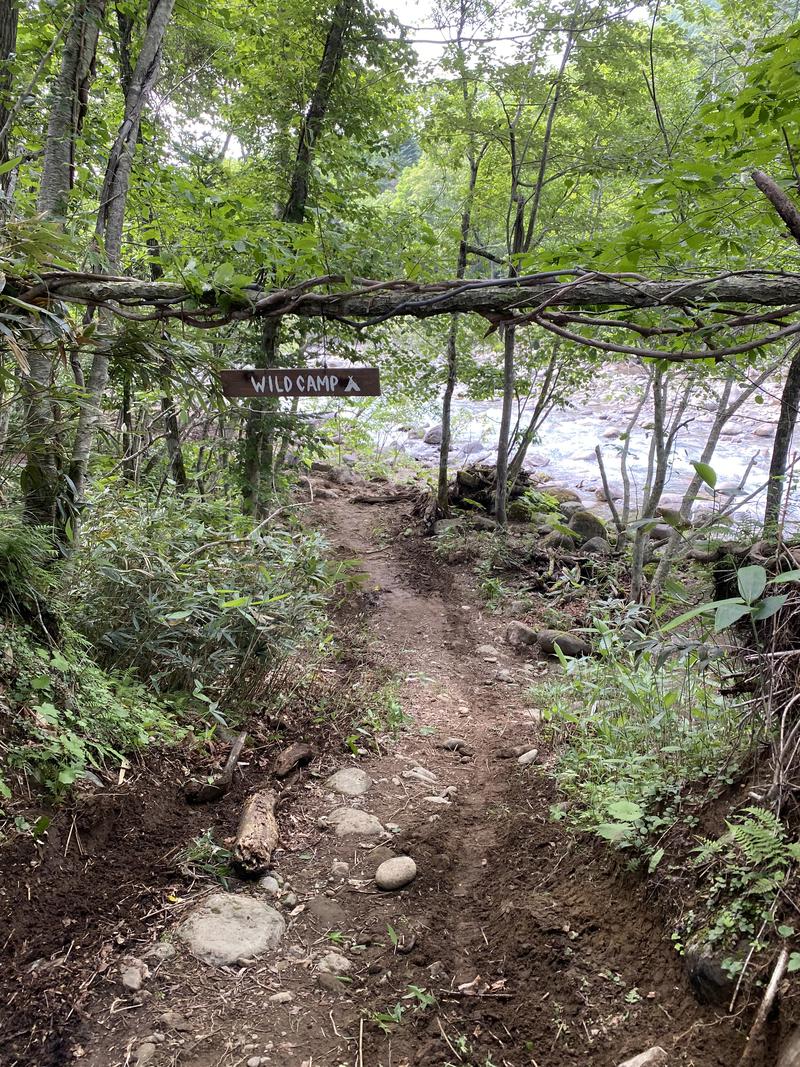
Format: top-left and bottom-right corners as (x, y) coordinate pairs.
(38, 0), (105, 217)
(495, 324), (516, 525)
(507, 348), (560, 485)
(764, 347), (800, 531)
(22, 0), (105, 527)
(121, 373), (135, 481)
(161, 394), (188, 490)
(68, 0), (175, 528)
(242, 0), (355, 512)
(0, 0), (18, 173)
(437, 316), (459, 514)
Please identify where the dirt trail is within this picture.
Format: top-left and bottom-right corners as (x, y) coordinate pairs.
(1, 487), (757, 1067)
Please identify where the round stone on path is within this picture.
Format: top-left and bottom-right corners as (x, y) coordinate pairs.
(177, 892), (285, 966)
(322, 806), (384, 839)
(517, 748), (539, 766)
(325, 767), (372, 797)
(318, 950), (352, 975)
(375, 856), (417, 891)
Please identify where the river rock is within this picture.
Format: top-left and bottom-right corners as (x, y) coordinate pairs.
(328, 466), (359, 485)
(582, 536), (612, 555)
(568, 509), (606, 542)
(507, 497), (532, 521)
(318, 951), (352, 975)
(270, 991), (294, 1004)
(506, 620), (538, 647)
(177, 893), (285, 966)
(542, 530), (573, 550)
(616, 1048), (668, 1067)
(541, 485), (581, 503)
(595, 484), (623, 502)
(754, 424), (775, 438)
(537, 629), (591, 658)
(462, 439), (485, 454)
(321, 807), (385, 839)
(559, 500), (583, 517)
(648, 523), (674, 543)
(258, 875), (280, 896)
(325, 767), (372, 797)
(470, 514), (499, 531)
(375, 856), (417, 891)
(517, 748), (539, 766)
(423, 424), (443, 444)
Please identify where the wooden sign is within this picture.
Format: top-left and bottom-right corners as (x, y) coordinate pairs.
(220, 367), (381, 398)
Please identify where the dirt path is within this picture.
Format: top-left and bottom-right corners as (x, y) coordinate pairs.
(1, 486), (756, 1067)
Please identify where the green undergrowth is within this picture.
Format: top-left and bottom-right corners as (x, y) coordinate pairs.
(0, 492), (350, 810)
(0, 620), (180, 803)
(537, 599), (800, 980)
(540, 613), (741, 857)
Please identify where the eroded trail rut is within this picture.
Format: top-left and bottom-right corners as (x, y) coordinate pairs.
(3, 492), (753, 1067)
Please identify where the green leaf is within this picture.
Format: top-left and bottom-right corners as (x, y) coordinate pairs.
(648, 847), (665, 873)
(607, 799), (644, 822)
(789, 952), (800, 973)
(0, 153), (23, 176)
(660, 597), (742, 633)
(751, 594), (788, 621)
(737, 565), (767, 604)
(778, 924), (795, 938)
(691, 461), (717, 488)
(714, 601), (752, 632)
(769, 569), (800, 585)
(596, 823), (631, 843)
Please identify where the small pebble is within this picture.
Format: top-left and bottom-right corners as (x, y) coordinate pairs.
(331, 860), (350, 880)
(259, 875), (280, 896)
(269, 991), (294, 1004)
(282, 891), (298, 907)
(318, 951), (352, 975)
(134, 1043), (156, 1066)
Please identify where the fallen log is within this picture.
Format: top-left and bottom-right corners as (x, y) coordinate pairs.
(273, 741), (314, 778)
(232, 789), (279, 876)
(184, 730), (248, 805)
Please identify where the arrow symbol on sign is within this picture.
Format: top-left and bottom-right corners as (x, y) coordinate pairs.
(344, 376), (361, 393)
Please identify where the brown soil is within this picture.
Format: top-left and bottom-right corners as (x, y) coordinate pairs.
(0, 480), (781, 1067)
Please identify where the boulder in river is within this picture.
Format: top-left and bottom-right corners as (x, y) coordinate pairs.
(540, 485), (581, 504)
(569, 509), (606, 542)
(537, 629), (591, 658)
(423, 424), (443, 445)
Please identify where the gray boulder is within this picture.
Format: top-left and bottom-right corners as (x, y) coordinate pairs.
(325, 767), (372, 797)
(582, 536), (613, 555)
(541, 486), (581, 504)
(537, 629), (590, 658)
(321, 807), (384, 839)
(423, 424), (443, 445)
(375, 856), (417, 891)
(177, 893), (285, 966)
(506, 621), (538, 647)
(568, 509), (606, 543)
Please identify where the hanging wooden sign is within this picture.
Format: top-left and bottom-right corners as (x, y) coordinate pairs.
(220, 367), (381, 398)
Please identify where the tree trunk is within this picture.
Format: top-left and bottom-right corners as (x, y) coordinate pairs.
(283, 0), (355, 226)
(68, 0), (175, 528)
(242, 0), (355, 511)
(38, 0), (105, 217)
(764, 346), (800, 531)
(507, 349), (560, 486)
(494, 324), (516, 525)
(161, 394), (187, 490)
(23, 0), (104, 527)
(0, 0), (18, 172)
(437, 316), (459, 514)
